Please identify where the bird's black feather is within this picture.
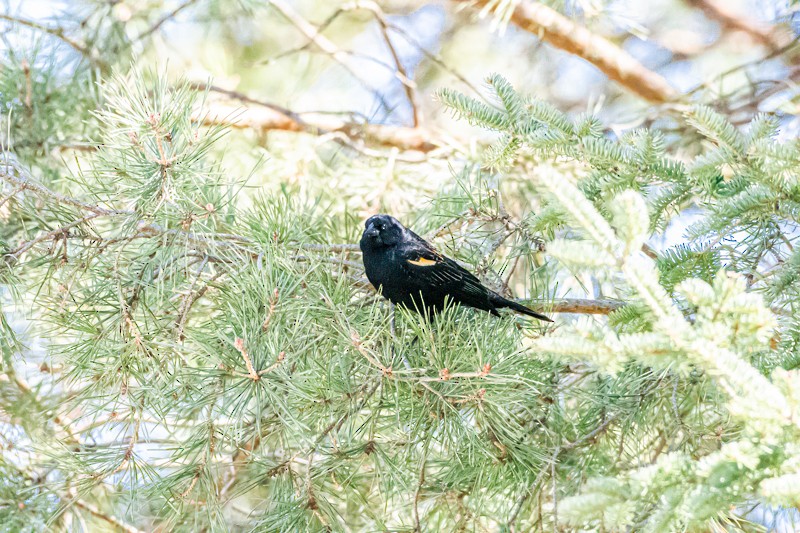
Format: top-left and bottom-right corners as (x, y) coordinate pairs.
(359, 214), (552, 322)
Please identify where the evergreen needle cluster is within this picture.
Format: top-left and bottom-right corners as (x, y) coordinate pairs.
(1, 6), (800, 533)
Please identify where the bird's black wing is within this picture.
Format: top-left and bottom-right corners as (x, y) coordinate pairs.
(399, 240), (491, 306)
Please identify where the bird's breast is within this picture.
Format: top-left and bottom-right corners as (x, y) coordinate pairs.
(363, 247), (397, 284)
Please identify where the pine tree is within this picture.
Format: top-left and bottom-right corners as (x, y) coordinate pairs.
(2, 2), (800, 532)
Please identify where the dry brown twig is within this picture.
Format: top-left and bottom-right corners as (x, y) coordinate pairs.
(234, 338), (260, 381)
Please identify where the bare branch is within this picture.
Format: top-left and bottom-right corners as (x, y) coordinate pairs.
(199, 103), (437, 152)
(268, 0), (393, 115)
(455, 0), (678, 103)
(373, 11), (422, 126)
(7, 212), (104, 259)
(534, 298), (625, 315)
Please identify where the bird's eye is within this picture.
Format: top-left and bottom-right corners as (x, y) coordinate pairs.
(379, 224), (386, 230)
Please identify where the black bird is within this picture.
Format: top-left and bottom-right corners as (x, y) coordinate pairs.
(360, 214), (552, 322)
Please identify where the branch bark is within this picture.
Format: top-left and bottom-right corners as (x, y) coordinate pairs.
(454, 0), (678, 103)
(530, 298), (625, 315)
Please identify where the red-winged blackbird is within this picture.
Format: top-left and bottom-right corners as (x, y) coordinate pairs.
(360, 214), (552, 322)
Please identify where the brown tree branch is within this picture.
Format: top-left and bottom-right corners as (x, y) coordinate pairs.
(534, 298), (625, 315)
(199, 103), (436, 152)
(455, 0), (678, 103)
(373, 11), (422, 127)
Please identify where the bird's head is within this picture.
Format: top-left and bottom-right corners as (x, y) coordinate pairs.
(360, 214), (405, 250)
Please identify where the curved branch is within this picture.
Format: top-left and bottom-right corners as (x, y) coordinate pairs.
(455, 0), (678, 103)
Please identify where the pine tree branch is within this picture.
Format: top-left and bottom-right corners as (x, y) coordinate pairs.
(686, 0), (792, 53)
(454, 0), (678, 103)
(72, 498), (144, 533)
(6, 212), (104, 259)
(0, 157), (127, 216)
(535, 298), (625, 315)
(199, 103), (436, 152)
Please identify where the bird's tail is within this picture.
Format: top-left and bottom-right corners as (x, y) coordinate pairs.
(490, 293), (553, 322)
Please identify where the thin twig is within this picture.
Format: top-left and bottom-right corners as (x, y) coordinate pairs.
(135, 0), (201, 42)
(175, 263), (226, 341)
(0, 185), (23, 210)
(268, 0), (393, 115)
(0, 14), (106, 70)
(234, 338), (260, 381)
(413, 449), (427, 532)
(7, 212), (104, 259)
(190, 82), (305, 122)
(109, 414), (141, 476)
(551, 458), (557, 533)
(507, 453), (553, 529)
(262, 287), (280, 331)
(373, 11), (422, 126)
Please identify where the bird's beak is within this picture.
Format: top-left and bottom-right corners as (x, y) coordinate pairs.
(364, 224), (380, 238)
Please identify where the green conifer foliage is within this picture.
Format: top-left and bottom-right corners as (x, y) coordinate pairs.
(2, 4), (800, 532)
